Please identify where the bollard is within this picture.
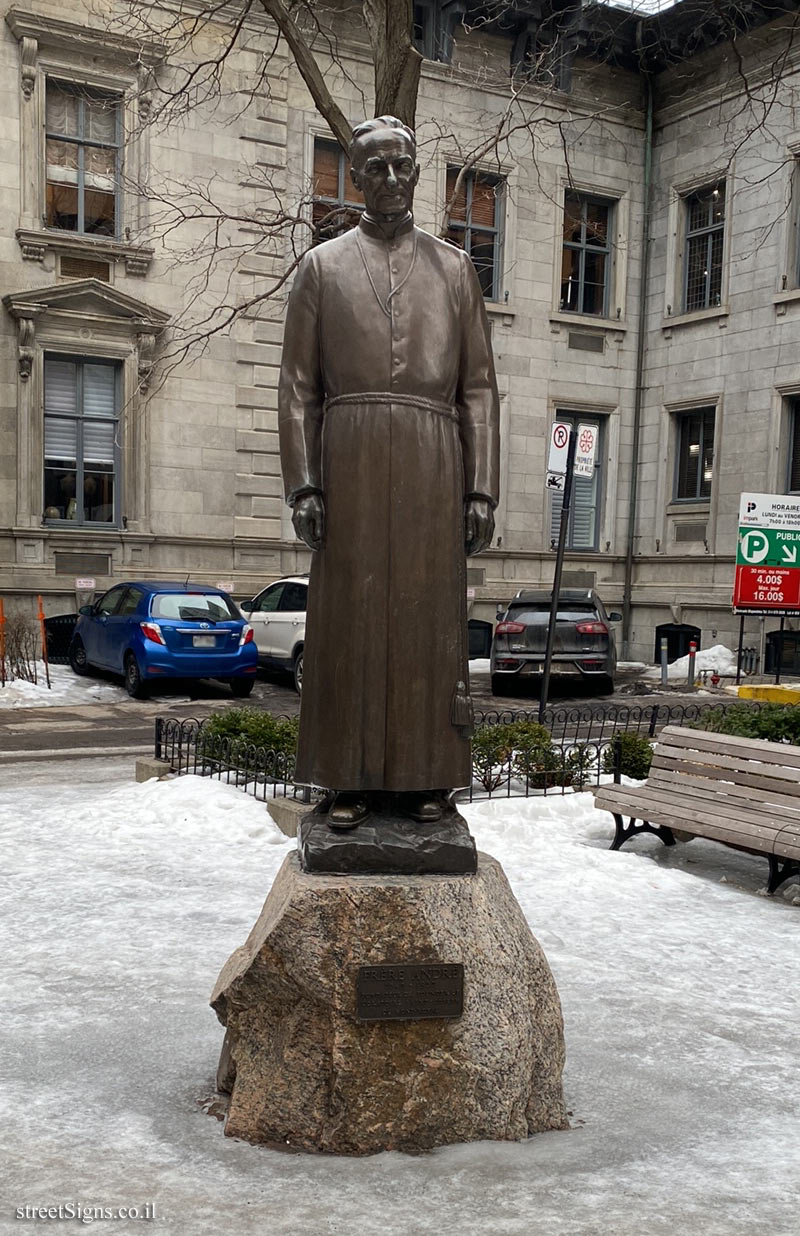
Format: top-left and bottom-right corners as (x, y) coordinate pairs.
(37, 594), (51, 689)
(687, 640), (697, 689)
(660, 636), (669, 687)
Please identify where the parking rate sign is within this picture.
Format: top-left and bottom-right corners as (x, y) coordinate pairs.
(733, 492), (800, 613)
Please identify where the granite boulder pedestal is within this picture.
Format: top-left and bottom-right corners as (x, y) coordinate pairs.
(211, 851), (568, 1155)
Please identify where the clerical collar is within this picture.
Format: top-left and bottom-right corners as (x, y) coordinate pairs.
(358, 212), (414, 241)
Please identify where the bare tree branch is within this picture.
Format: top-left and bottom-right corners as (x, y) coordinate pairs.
(258, 0), (354, 150)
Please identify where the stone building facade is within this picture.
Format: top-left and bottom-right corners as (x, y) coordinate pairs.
(1, 0), (799, 663)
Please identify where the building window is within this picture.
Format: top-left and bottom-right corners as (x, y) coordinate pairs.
(788, 400), (800, 492)
(311, 139), (364, 242)
(561, 192), (613, 316)
(45, 81), (121, 237)
(548, 414), (604, 551)
(43, 356), (120, 525)
(445, 167), (505, 300)
(683, 182), (725, 312)
(675, 407), (715, 501)
(413, 1), (456, 62)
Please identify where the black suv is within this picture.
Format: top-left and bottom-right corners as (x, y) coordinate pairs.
(490, 588), (622, 696)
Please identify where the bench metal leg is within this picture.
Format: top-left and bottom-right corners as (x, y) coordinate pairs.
(610, 813), (676, 851)
(766, 855), (800, 895)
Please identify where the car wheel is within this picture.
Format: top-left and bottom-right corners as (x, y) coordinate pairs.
(595, 675), (615, 696)
(293, 649), (303, 694)
(491, 673), (513, 697)
(68, 636), (90, 676)
(230, 678), (255, 698)
(124, 652), (148, 699)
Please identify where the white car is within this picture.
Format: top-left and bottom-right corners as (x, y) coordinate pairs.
(240, 575), (308, 693)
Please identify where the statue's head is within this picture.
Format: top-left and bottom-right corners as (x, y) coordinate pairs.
(350, 116), (419, 222)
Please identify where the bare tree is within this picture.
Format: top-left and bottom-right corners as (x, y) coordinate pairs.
(112, 0), (800, 382)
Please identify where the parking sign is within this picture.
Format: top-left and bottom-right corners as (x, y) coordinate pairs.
(547, 422), (571, 474)
(573, 424), (598, 478)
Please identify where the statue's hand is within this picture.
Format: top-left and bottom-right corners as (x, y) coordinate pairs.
(292, 493), (325, 551)
(464, 497), (494, 557)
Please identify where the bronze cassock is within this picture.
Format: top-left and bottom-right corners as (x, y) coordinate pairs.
(279, 151), (499, 800)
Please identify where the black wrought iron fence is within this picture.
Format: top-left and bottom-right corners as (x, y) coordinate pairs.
(154, 697), (771, 806)
(155, 716), (308, 803)
(474, 699), (750, 744)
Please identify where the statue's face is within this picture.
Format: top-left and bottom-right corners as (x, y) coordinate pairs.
(350, 129), (419, 220)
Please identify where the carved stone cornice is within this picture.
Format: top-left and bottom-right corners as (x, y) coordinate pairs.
(3, 278), (170, 330)
(15, 229), (155, 276)
(5, 8), (166, 66)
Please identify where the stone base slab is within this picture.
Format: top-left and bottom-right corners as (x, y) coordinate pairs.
(210, 852), (568, 1155)
(298, 802), (477, 874)
(266, 796), (306, 837)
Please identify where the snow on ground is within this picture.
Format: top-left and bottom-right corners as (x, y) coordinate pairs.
(0, 663), (205, 709)
(645, 643), (738, 681)
(2, 760), (799, 1236)
(0, 662), (129, 708)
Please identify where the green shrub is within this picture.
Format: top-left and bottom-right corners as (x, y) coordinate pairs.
(203, 707), (299, 757)
(601, 732), (653, 780)
(472, 723), (517, 791)
(564, 742), (599, 790)
(693, 703), (800, 745)
(511, 721), (562, 789)
(471, 720), (585, 791)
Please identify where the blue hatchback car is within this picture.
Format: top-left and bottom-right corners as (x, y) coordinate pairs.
(68, 581), (258, 698)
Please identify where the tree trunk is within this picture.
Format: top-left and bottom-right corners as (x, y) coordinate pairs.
(363, 0), (422, 128)
(259, 0), (353, 151)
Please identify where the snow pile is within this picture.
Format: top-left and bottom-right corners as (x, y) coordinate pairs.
(645, 642), (738, 681)
(0, 662), (128, 707)
(2, 760), (799, 1236)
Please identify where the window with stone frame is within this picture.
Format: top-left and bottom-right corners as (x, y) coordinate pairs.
(788, 398), (800, 493)
(444, 167), (505, 300)
(45, 80), (122, 238)
(548, 413), (605, 551)
(674, 407), (715, 501)
(311, 139), (364, 243)
(413, 1), (457, 63)
(560, 191), (614, 316)
(683, 182), (726, 312)
(43, 355), (121, 526)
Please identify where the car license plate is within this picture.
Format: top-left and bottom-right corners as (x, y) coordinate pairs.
(193, 635), (215, 647)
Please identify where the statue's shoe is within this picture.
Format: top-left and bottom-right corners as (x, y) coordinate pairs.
(404, 794), (443, 824)
(327, 794), (370, 829)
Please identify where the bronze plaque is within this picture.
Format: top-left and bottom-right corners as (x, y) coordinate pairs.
(356, 963), (464, 1021)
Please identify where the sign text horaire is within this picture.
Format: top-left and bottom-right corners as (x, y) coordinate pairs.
(733, 493), (800, 615)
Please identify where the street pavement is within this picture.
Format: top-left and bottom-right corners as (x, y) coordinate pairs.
(0, 663), (709, 763)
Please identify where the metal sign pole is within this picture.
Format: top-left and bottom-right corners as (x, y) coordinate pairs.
(776, 614), (785, 685)
(539, 429), (577, 723)
(735, 614), (745, 685)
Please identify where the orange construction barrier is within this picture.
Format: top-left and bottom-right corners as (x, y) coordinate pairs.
(37, 594), (51, 689)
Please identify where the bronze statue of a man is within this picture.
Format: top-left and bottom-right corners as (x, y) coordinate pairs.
(279, 116), (500, 830)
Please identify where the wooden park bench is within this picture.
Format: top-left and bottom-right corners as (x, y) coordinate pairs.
(594, 725), (800, 895)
